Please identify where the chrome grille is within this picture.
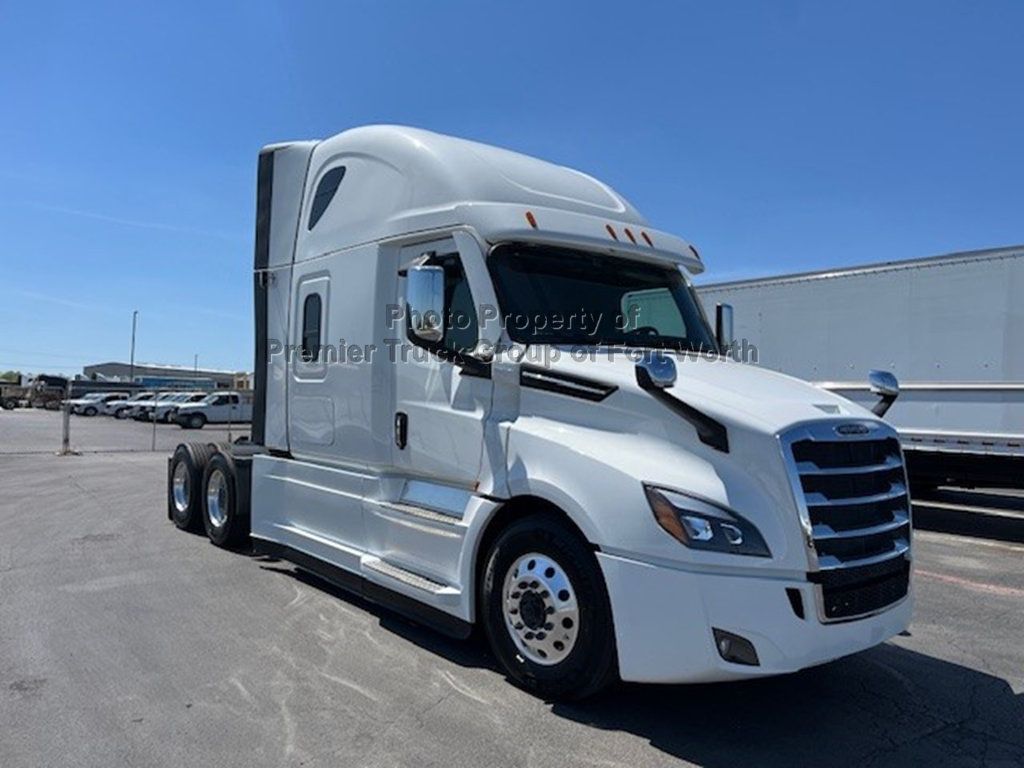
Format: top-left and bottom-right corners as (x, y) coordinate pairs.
(781, 422), (912, 622)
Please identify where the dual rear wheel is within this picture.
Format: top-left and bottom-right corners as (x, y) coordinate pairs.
(168, 443), (247, 548)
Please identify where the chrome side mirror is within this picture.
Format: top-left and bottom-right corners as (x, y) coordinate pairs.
(406, 265), (445, 343)
(868, 369), (899, 417)
(715, 303), (734, 354)
(635, 351), (677, 390)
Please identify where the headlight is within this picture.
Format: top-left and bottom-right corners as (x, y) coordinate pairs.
(644, 485), (771, 557)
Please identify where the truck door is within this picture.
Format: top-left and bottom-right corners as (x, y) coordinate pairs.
(394, 238), (492, 490)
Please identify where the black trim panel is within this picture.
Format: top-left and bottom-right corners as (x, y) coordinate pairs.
(520, 365), (617, 402)
(251, 149), (275, 446)
(647, 387), (729, 453)
(252, 539), (473, 640)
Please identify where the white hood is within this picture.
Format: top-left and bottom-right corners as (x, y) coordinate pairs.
(536, 348), (871, 435)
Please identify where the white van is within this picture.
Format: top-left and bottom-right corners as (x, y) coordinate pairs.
(167, 126), (913, 699)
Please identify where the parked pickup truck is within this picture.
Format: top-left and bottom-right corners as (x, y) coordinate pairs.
(134, 392), (208, 423)
(69, 392), (129, 416)
(106, 392), (156, 417)
(174, 391), (252, 429)
(166, 126), (913, 700)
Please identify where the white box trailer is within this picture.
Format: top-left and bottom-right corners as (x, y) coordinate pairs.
(166, 126), (913, 699)
(697, 246), (1024, 490)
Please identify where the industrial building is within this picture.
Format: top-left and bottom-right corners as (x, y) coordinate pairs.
(82, 361), (250, 390)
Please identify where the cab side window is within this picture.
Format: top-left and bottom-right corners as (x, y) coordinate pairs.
(438, 254), (478, 355)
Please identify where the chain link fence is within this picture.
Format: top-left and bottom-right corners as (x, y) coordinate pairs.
(0, 392), (247, 456)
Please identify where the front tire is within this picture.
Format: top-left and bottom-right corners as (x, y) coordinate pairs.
(83, 405), (98, 416)
(480, 515), (617, 700)
(187, 413), (206, 430)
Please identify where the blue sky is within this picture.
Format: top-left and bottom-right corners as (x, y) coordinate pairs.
(1, 1), (1021, 375)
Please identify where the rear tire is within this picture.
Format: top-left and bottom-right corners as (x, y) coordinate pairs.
(2, 398), (16, 410)
(480, 514), (617, 700)
(168, 442), (215, 531)
(201, 452), (248, 548)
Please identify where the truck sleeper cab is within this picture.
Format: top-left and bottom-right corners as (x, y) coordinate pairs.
(167, 126), (912, 699)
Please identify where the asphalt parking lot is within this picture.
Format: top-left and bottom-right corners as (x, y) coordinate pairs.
(1, 417), (1022, 767)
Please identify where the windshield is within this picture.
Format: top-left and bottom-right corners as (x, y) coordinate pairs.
(488, 244), (717, 351)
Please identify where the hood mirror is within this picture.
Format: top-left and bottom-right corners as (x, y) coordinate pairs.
(406, 264), (445, 343)
(635, 351), (677, 390)
(868, 369), (899, 417)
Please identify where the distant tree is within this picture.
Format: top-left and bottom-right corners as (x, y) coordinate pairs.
(0, 370), (22, 382)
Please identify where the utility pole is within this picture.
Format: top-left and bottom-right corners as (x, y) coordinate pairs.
(194, 354), (198, 373)
(129, 310), (139, 382)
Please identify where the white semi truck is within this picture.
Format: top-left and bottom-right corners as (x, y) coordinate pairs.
(167, 126), (913, 699)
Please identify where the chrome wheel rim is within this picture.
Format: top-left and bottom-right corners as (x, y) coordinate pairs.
(206, 468), (228, 528)
(171, 462), (190, 513)
(502, 552), (580, 666)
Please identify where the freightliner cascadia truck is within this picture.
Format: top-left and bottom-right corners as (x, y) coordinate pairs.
(167, 126), (913, 699)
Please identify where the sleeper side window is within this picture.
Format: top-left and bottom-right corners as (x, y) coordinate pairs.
(308, 166), (346, 230)
(301, 294), (322, 362)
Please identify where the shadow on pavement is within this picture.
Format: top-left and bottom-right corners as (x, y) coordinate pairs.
(263, 561), (1024, 767)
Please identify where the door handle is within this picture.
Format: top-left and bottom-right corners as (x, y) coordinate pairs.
(394, 412), (408, 449)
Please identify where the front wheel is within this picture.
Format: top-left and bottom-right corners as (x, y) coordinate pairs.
(480, 515), (617, 700)
(187, 413), (206, 430)
(83, 405), (98, 416)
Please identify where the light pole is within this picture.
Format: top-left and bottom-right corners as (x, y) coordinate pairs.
(129, 310), (138, 382)
(194, 353), (198, 373)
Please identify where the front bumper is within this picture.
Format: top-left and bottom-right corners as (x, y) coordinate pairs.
(598, 551), (912, 684)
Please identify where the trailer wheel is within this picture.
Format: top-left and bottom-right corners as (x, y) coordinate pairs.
(202, 452), (248, 548)
(168, 442), (214, 531)
(480, 514), (617, 700)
